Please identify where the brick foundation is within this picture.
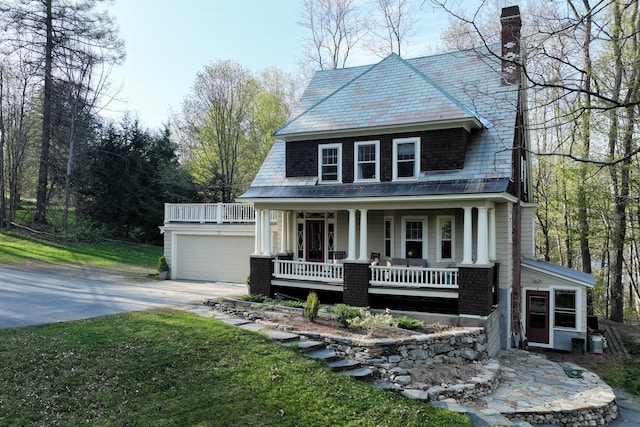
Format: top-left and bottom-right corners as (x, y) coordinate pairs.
(343, 262), (370, 306)
(249, 256), (274, 297)
(458, 265), (496, 316)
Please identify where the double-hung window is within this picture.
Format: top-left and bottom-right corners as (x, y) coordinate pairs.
(354, 140), (380, 182)
(402, 218), (426, 259)
(393, 137), (420, 180)
(554, 290), (577, 328)
(318, 143), (342, 183)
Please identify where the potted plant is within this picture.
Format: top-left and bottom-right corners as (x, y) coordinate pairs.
(158, 255), (170, 280)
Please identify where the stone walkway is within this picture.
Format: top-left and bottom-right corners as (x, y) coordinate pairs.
(435, 350), (618, 426)
(182, 303), (620, 427)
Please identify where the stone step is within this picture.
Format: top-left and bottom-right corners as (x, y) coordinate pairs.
(339, 367), (375, 380)
(327, 358), (360, 372)
(220, 317), (252, 326)
(238, 322), (267, 332)
(307, 348), (338, 361)
(430, 402), (528, 427)
(283, 340), (325, 352)
(264, 330), (300, 343)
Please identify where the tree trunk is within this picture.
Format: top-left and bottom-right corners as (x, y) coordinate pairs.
(0, 68), (6, 229)
(34, 0), (53, 224)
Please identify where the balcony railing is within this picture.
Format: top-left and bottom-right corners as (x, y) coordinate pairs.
(370, 265), (459, 289)
(164, 203), (276, 224)
(273, 259), (344, 283)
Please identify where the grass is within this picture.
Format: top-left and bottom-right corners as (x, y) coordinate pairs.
(0, 310), (471, 426)
(0, 232), (161, 273)
(599, 339), (640, 396)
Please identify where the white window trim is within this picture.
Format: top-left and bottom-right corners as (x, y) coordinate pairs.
(354, 140), (380, 183)
(392, 137), (420, 181)
(437, 215), (455, 262)
(401, 216), (428, 259)
(552, 287), (580, 331)
(384, 216), (394, 259)
(318, 143), (342, 183)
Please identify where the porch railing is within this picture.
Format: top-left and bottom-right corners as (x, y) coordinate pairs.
(370, 265), (459, 289)
(273, 259), (344, 283)
(164, 203), (276, 224)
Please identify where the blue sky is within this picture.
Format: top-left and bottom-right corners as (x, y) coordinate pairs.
(107, 0), (452, 130)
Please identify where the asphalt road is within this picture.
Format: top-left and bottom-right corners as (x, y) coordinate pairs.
(0, 265), (247, 329)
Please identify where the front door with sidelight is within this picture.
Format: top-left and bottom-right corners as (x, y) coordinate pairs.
(306, 220), (324, 262)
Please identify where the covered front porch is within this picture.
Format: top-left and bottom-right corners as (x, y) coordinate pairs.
(248, 197), (506, 316)
(252, 203), (501, 267)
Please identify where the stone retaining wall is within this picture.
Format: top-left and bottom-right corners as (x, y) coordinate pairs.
(508, 401), (618, 426)
(295, 328), (500, 402)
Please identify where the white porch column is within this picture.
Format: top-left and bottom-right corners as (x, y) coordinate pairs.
(347, 209), (357, 260)
(462, 207), (473, 264)
(488, 207), (496, 261)
(280, 211), (288, 253)
(254, 208), (263, 255)
(476, 206), (489, 265)
(263, 208), (272, 256)
(358, 209), (368, 261)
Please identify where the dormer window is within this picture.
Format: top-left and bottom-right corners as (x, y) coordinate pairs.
(318, 143), (342, 183)
(393, 137), (420, 180)
(354, 140), (380, 182)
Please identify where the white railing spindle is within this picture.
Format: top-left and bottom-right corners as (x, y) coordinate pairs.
(164, 203), (272, 224)
(370, 265), (458, 289)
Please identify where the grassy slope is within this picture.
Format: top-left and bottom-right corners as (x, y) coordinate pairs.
(0, 310), (470, 427)
(0, 232), (161, 272)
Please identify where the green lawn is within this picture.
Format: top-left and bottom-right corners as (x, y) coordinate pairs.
(0, 310), (470, 426)
(0, 232), (161, 272)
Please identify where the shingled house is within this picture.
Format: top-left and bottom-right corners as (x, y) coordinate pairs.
(231, 6), (595, 354)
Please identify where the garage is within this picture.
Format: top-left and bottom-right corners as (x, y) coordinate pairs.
(167, 225), (255, 283)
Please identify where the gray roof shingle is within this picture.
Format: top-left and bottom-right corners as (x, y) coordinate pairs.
(242, 45), (520, 200)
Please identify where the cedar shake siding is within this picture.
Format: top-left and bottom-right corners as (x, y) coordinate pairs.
(286, 128), (471, 180)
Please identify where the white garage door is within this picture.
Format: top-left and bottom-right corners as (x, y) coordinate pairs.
(175, 234), (252, 283)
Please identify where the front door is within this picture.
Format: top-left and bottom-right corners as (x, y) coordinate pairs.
(526, 290), (549, 344)
(306, 220), (324, 262)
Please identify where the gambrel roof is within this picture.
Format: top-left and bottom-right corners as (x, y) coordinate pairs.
(241, 45), (521, 201)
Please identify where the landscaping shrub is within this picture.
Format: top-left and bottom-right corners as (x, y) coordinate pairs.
(304, 292), (320, 322)
(238, 294), (268, 303)
(278, 300), (306, 309)
(329, 304), (361, 327)
(395, 316), (424, 330)
(348, 308), (397, 330)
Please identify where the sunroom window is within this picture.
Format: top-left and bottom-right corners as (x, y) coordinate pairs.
(554, 290), (576, 328)
(318, 143), (342, 183)
(354, 141), (379, 182)
(393, 137), (420, 180)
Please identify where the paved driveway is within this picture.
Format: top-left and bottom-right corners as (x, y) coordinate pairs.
(0, 265), (247, 329)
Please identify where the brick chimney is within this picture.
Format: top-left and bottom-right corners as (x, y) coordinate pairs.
(500, 5), (522, 84)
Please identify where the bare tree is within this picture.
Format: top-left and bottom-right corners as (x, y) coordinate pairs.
(299, 0), (363, 70)
(365, 0), (420, 57)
